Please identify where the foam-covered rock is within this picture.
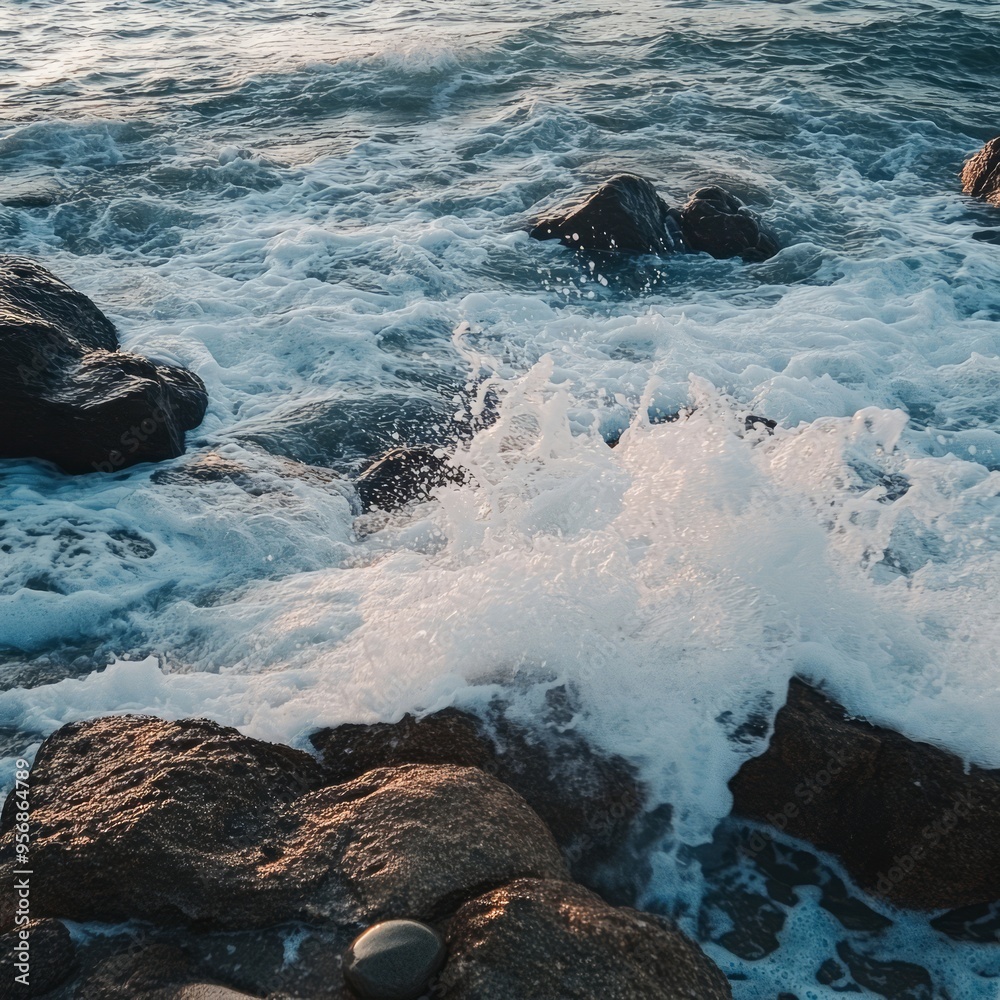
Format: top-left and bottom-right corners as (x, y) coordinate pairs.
(729, 677), (1000, 909)
(437, 878), (732, 999)
(0, 256), (207, 474)
(354, 446), (468, 512)
(961, 136), (1000, 206)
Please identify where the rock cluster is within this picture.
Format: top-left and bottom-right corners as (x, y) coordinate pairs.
(529, 173), (779, 262)
(0, 256), (207, 474)
(0, 711), (730, 999)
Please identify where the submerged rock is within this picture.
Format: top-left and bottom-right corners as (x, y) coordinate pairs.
(437, 878), (732, 1000)
(729, 677), (1000, 909)
(679, 186), (779, 262)
(529, 174), (779, 262)
(343, 920), (445, 1000)
(961, 136), (1000, 206)
(528, 174), (683, 255)
(354, 446), (468, 512)
(0, 256), (207, 474)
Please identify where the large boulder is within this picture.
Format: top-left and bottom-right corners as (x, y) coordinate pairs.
(0, 717), (567, 932)
(729, 677), (1000, 910)
(528, 174), (684, 255)
(679, 186), (779, 262)
(0, 256), (207, 474)
(961, 136), (1000, 206)
(437, 878), (732, 1000)
(309, 702), (645, 881)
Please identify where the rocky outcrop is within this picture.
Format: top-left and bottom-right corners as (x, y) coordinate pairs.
(729, 677), (1000, 910)
(529, 174), (779, 261)
(438, 878), (732, 1000)
(0, 712), (729, 999)
(528, 174), (683, 255)
(679, 186), (779, 262)
(0, 718), (566, 932)
(0, 256), (207, 474)
(310, 701), (645, 880)
(961, 136), (1000, 206)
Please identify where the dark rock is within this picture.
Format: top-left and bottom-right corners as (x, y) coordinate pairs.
(0, 716), (567, 932)
(437, 878), (732, 1000)
(679, 186), (779, 262)
(929, 901), (1000, 944)
(529, 174), (683, 255)
(729, 677), (1000, 909)
(343, 920), (445, 1000)
(236, 391), (456, 475)
(309, 700), (645, 882)
(75, 944), (196, 1000)
(835, 941), (932, 1000)
(354, 447), (468, 512)
(0, 256), (207, 474)
(744, 413), (777, 434)
(961, 136), (1000, 206)
(0, 918), (77, 997)
(74, 944), (265, 1000)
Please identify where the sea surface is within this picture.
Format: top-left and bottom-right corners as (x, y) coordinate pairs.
(2, 1), (1000, 995)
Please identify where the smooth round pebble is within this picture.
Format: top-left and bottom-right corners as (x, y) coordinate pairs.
(343, 919), (446, 1000)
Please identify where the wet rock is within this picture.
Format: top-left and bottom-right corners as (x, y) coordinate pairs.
(236, 391), (455, 474)
(961, 136), (1000, 206)
(729, 677), (1000, 909)
(284, 764), (569, 925)
(0, 917), (77, 997)
(529, 174), (683, 255)
(0, 256), (207, 474)
(0, 717), (567, 932)
(309, 699), (645, 881)
(437, 878), (732, 1000)
(354, 447), (468, 512)
(835, 941), (932, 1000)
(343, 920), (445, 1000)
(0, 716), (323, 929)
(75, 944), (197, 1000)
(679, 186), (779, 262)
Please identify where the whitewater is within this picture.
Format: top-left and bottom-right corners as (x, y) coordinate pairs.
(2, 0), (1000, 995)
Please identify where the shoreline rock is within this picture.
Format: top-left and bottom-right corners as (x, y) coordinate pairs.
(0, 256), (207, 475)
(729, 677), (1000, 910)
(0, 711), (723, 999)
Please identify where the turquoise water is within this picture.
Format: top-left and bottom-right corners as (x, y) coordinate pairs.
(2, 1), (1000, 995)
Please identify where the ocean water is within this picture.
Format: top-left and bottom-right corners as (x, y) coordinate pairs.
(2, 0), (1000, 995)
